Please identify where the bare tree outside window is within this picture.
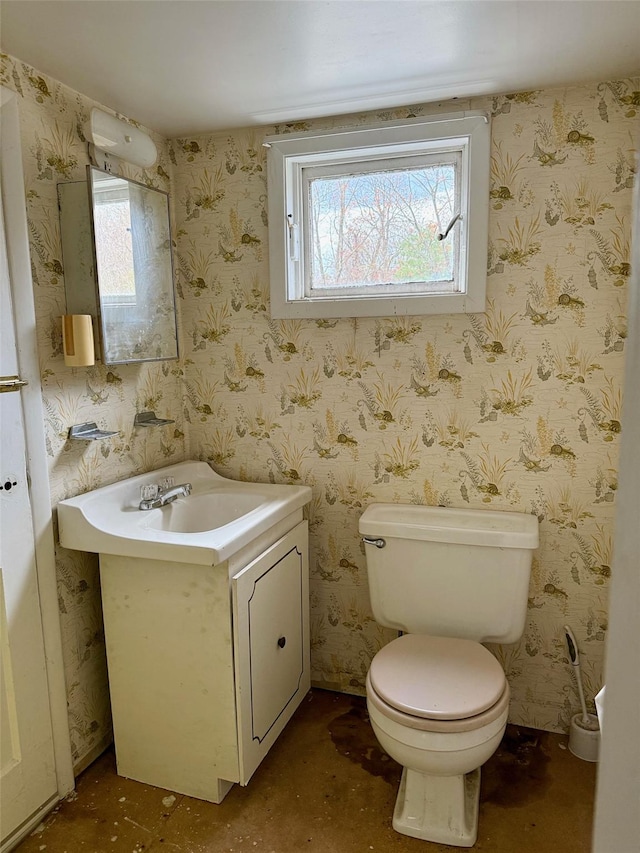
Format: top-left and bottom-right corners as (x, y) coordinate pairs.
(308, 163), (456, 291)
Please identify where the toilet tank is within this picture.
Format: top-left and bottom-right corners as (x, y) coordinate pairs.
(359, 504), (539, 644)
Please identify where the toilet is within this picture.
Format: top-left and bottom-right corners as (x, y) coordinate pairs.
(359, 503), (539, 847)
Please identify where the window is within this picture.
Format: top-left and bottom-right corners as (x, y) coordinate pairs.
(265, 112), (490, 319)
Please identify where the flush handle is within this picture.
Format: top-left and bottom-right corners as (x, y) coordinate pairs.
(362, 536), (386, 549)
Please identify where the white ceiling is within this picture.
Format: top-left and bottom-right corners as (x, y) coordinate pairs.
(1, 1), (639, 138)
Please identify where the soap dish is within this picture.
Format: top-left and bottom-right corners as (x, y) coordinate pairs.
(69, 422), (117, 441)
(134, 411), (175, 428)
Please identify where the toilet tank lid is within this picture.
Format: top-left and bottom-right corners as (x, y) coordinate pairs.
(359, 504), (539, 549)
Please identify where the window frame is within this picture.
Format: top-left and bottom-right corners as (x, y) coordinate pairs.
(265, 112), (490, 319)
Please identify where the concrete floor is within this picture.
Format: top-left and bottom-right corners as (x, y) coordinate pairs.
(18, 690), (596, 853)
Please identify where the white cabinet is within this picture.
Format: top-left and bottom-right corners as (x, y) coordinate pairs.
(233, 525), (309, 782)
(99, 515), (309, 803)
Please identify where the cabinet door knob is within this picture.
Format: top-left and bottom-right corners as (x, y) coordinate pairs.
(277, 636), (286, 649)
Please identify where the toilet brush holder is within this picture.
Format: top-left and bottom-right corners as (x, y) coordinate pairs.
(568, 713), (600, 762)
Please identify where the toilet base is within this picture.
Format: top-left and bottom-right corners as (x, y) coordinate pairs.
(392, 766), (480, 847)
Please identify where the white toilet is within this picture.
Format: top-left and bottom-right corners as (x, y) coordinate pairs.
(359, 503), (539, 847)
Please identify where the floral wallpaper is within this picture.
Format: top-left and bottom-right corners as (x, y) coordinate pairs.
(0, 54), (187, 768)
(2, 47), (638, 771)
(171, 80), (638, 734)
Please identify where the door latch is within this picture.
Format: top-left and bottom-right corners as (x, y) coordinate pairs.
(0, 375), (28, 393)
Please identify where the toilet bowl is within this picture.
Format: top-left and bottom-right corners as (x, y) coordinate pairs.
(358, 503), (539, 846)
(365, 634), (510, 846)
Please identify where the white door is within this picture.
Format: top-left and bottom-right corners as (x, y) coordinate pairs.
(0, 176), (58, 845)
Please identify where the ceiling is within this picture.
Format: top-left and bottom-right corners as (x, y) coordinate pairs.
(1, 1), (639, 138)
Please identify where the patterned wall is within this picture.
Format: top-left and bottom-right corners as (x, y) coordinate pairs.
(171, 81), (638, 733)
(2, 47), (637, 770)
(1, 54), (187, 767)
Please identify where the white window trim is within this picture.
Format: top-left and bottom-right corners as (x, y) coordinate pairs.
(265, 111), (490, 319)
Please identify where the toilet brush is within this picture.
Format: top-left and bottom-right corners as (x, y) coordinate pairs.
(564, 625), (600, 761)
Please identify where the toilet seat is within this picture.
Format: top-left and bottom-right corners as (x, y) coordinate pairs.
(367, 634), (509, 733)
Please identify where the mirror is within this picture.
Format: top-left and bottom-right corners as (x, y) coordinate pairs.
(58, 166), (179, 365)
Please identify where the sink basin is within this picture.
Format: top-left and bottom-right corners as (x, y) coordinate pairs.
(145, 492), (264, 533)
(57, 461), (312, 565)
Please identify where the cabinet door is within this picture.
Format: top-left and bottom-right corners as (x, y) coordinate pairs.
(232, 521), (309, 784)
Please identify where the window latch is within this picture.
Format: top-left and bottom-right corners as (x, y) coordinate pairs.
(437, 212), (462, 241)
(287, 214), (299, 261)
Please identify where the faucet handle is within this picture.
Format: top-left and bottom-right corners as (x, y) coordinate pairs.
(140, 483), (159, 502)
(158, 476), (175, 491)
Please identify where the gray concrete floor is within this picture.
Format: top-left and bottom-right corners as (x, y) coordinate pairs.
(17, 689), (596, 852)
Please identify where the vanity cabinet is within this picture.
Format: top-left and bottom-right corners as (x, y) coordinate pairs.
(99, 515), (309, 803)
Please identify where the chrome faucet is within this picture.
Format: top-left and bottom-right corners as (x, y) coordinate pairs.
(139, 482), (192, 511)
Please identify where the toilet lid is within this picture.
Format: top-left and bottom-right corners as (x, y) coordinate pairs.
(369, 634), (506, 721)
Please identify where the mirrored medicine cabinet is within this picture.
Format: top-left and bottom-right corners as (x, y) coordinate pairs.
(58, 166), (179, 365)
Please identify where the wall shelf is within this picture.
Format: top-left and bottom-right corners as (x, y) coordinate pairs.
(68, 422), (117, 441)
(134, 411), (175, 428)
